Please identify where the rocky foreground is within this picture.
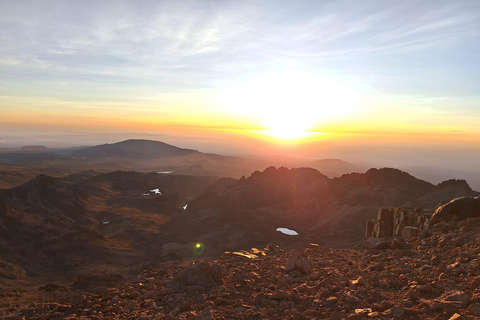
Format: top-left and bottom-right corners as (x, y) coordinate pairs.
(2, 217), (480, 320)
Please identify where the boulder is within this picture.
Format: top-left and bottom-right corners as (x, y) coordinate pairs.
(372, 241), (390, 250)
(167, 261), (223, 291)
(285, 249), (311, 274)
(432, 196), (480, 224)
(285, 249), (299, 272)
(390, 237), (407, 249)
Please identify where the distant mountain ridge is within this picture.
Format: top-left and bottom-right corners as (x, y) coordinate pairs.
(71, 139), (199, 159)
(308, 158), (363, 177)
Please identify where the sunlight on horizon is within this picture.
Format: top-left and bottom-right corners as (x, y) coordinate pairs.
(221, 70), (357, 141)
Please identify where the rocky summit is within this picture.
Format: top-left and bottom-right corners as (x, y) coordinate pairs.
(2, 214), (480, 319)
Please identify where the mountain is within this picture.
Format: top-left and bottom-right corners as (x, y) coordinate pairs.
(0, 139), (268, 186)
(176, 167), (477, 250)
(71, 139), (198, 160)
(308, 158), (364, 177)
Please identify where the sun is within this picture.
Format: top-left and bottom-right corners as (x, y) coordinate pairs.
(221, 70), (356, 141)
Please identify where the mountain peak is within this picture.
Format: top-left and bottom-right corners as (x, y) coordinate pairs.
(72, 139), (198, 159)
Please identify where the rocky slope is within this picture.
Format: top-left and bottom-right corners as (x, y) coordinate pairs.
(2, 216), (480, 319)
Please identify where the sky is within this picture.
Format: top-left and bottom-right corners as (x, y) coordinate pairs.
(0, 0), (479, 167)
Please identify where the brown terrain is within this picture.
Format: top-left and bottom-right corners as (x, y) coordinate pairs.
(1, 214), (480, 319)
(1, 140), (480, 319)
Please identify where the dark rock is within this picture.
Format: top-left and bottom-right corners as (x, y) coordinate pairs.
(390, 237), (407, 250)
(285, 249), (311, 274)
(373, 241), (390, 250)
(391, 305), (405, 319)
(291, 309), (309, 320)
(432, 196), (480, 224)
(191, 307), (216, 320)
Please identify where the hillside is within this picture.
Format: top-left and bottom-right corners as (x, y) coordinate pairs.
(0, 171), (221, 282)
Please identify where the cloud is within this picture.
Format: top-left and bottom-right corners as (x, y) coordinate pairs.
(0, 0), (479, 109)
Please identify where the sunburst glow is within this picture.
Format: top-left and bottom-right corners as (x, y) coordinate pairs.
(221, 70), (357, 140)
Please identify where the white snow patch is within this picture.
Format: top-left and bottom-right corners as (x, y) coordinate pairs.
(150, 188), (162, 195)
(276, 228), (299, 236)
(143, 193), (150, 196)
(183, 204), (188, 210)
(103, 221), (109, 225)
(157, 171), (174, 174)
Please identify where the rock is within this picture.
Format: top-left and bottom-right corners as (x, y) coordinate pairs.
(295, 257), (311, 274)
(448, 313), (466, 320)
(285, 249), (311, 274)
(467, 303), (480, 316)
(330, 311), (342, 320)
(351, 277), (365, 287)
(438, 290), (470, 308)
(271, 290), (289, 301)
(374, 208), (394, 238)
(265, 243), (283, 254)
(191, 307), (216, 320)
(291, 309), (309, 320)
(432, 197), (480, 224)
(372, 241), (390, 250)
(391, 306), (405, 319)
(285, 249), (299, 272)
(390, 237), (406, 249)
(253, 293), (266, 306)
(167, 262), (223, 291)
(402, 226), (419, 239)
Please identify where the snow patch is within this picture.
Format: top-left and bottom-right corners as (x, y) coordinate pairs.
(276, 228), (299, 236)
(150, 188), (162, 195)
(183, 204), (188, 210)
(103, 221), (110, 225)
(157, 171), (174, 174)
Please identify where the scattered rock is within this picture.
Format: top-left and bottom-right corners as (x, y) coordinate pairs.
(167, 261), (223, 291)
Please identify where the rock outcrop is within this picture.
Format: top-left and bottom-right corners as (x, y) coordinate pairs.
(366, 207), (432, 240)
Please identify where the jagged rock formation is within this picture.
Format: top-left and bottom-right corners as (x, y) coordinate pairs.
(366, 207), (432, 240)
(366, 196), (480, 251)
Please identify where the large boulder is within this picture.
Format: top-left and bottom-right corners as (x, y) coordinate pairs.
(432, 196), (480, 224)
(167, 261), (223, 291)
